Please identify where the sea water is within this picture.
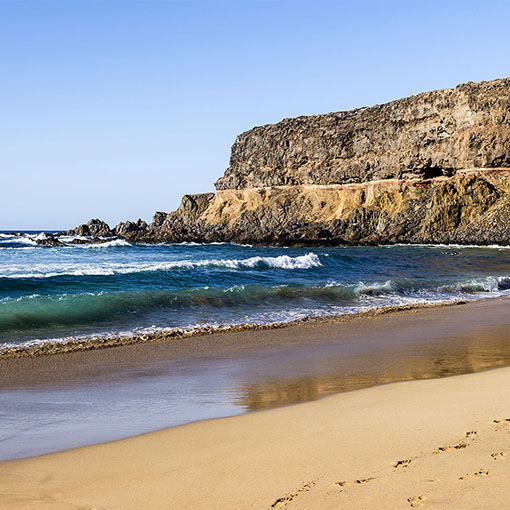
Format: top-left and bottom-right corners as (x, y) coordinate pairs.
(1, 232), (510, 349)
(3, 232), (510, 459)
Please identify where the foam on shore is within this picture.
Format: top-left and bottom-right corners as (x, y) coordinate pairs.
(0, 298), (473, 359)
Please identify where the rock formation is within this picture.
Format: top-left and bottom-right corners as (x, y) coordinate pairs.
(216, 78), (510, 190)
(35, 233), (65, 247)
(65, 78), (510, 246)
(67, 219), (113, 237)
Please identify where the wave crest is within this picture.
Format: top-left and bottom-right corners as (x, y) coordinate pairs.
(0, 253), (322, 279)
(74, 239), (132, 248)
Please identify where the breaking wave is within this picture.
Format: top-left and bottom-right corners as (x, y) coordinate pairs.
(2, 275), (510, 338)
(73, 239), (132, 248)
(0, 253), (322, 279)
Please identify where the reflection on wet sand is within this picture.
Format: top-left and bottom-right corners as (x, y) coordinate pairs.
(2, 298), (510, 460)
(233, 325), (510, 411)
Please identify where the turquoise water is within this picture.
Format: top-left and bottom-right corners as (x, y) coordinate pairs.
(1, 232), (510, 348)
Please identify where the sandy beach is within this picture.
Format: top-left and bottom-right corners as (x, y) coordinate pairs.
(1, 365), (509, 509)
(0, 299), (509, 508)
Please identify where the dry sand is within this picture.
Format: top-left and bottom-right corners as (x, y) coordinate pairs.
(1, 366), (509, 509)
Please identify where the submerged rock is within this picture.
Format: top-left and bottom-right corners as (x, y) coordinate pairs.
(66, 237), (114, 245)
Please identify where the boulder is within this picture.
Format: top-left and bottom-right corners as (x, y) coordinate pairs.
(114, 219), (148, 237)
(67, 219), (113, 237)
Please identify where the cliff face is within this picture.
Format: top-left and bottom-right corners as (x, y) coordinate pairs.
(216, 79), (510, 190)
(67, 78), (510, 246)
(123, 170), (510, 246)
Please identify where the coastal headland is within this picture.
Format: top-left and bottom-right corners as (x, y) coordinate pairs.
(3, 2), (510, 508)
(53, 77), (510, 247)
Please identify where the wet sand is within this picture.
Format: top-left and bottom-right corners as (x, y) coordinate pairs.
(1, 366), (510, 509)
(3, 298), (510, 388)
(2, 298), (510, 461)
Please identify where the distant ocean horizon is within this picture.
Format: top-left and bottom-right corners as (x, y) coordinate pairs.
(2, 231), (510, 351)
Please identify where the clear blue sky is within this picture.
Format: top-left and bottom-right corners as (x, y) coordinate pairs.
(1, 0), (509, 230)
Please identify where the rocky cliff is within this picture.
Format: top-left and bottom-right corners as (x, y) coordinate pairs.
(216, 78), (510, 189)
(66, 78), (510, 246)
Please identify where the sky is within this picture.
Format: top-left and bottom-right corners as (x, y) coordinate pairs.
(1, 0), (509, 230)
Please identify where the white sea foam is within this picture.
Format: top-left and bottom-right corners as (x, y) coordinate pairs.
(75, 239), (132, 248)
(355, 280), (395, 295)
(223, 285), (246, 292)
(219, 252), (321, 270)
(0, 253), (322, 279)
(441, 275), (510, 293)
(323, 276), (510, 301)
(0, 235), (37, 246)
(58, 235), (90, 242)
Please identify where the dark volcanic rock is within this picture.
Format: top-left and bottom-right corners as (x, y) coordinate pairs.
(67, 237), (114, 245)
(114, 219), (148, 237)
(35, 234), (65, 247)
(66, 219), (113, 237)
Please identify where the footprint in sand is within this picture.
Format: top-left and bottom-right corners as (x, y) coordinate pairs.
(271, 495), (293, 508)
(407, 495), (425, 507)
(466, 431), (478, 438)
(394, 458), (413, 469)
(335, 477), (375, 487)
(491, 452), (506, 460)
(459, 469), (490, 480)
(356, 477), (375, 484)
(434, 445), (455, 454)
(492, 418), (510, 431)
(336, 480), (355, 487)
(270, 481), (315, 508)
(433, 441), (468, 454)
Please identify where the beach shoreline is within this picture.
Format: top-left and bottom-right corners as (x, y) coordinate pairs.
(2, 365), (509, 509)
(2, 296), (510, 462)
(0, 296), (494, 360)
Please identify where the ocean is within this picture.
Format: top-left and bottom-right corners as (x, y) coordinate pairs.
(2, 231), (510, 350)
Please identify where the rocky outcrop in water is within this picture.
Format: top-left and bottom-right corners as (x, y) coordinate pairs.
(65, 78), (510, 246)
(67, 219), (113, 237)
(35, 234), (65, 247)
(114, 219), (148, 237)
